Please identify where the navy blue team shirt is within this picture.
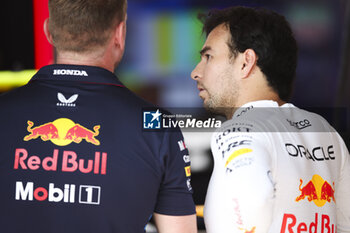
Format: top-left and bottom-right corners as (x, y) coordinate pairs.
(0, 64), (195, 233)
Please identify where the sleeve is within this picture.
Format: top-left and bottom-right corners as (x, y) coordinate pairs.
(336, 134), (350, 232)
(154, 128), (196, 215)
(212, 131), (275, 233)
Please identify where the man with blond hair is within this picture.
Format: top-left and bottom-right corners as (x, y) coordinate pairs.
(0, 1), (197, 232)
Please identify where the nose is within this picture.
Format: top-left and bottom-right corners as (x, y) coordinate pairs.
(191, 63), (201, 81)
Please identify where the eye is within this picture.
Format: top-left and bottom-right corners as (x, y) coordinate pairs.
(205, 54), (212, 60)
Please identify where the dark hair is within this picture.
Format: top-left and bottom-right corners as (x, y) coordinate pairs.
(48, 0), (127, 53)
(200, 6), (298, 101)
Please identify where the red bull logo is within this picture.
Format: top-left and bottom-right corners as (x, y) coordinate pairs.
(281, 213), (336, 233)
(64, 124), (100, 145)
(295, 174), (335, 207)
(14, 148), (107, 175)
(24, 121), (59, 141)
(24, 118), (100, 146)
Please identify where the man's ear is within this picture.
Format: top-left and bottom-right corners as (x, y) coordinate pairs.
(113, 18), (127, 52)
(43, 18), (54, 45)
(241, 49), (257, 78)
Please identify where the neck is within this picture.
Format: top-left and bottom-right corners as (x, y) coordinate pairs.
(56, 50), (116, 73)
(225, 70), (286, 119)
(237, 93), (285, 107)
(226, 91), (285, 119)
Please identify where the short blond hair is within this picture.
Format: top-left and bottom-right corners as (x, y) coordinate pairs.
(48, 0), (127, 53)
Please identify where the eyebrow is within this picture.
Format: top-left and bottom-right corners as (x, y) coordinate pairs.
(200, 46), (212, 56)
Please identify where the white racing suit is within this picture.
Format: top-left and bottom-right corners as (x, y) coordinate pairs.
(204, 100), (350, 233)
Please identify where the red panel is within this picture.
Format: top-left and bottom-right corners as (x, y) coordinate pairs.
(33, 0), (53, 69)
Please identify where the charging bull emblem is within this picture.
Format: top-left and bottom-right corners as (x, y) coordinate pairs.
(24, 118), (100, 146)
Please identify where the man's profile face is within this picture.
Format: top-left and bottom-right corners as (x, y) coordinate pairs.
(191, 24), (241, 117)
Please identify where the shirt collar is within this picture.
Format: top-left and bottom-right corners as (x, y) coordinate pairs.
(232, 100), (295, 119)
(31, 64), (124, 87)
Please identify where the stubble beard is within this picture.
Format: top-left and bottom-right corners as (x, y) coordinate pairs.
(203, 89), (238, 119)
(202, 64), (239, 119)
(203, 96), (227, 117)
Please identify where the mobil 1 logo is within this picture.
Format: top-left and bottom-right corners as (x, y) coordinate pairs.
(15, 181), (101, 205)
